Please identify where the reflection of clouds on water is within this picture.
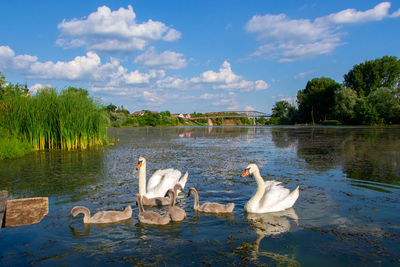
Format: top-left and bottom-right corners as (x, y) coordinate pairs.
(245, 208), (299, 264)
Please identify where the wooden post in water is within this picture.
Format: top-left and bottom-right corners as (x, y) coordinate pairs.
(0, 190), (48, 233)
(0, 190), (7, 233)
(4, 197), (48, 228)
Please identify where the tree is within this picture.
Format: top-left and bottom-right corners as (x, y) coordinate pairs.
(257, 117), (266, 125)
(297, 77), (341, 124)
(272, 100), (290, 118)
(106, 104), (117, 112)
(367, 87), (400, 124)
(344, 56), (400, 96)
(354, 97), (382, 125)
(271, 100), (296, 124)
(143, 110), (161, 126)
(332, 87), (358, 124)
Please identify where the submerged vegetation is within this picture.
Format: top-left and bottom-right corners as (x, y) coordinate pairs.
(0, 72), (107, 159)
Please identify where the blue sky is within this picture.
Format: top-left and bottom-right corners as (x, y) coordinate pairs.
(1, 1), (399, 114)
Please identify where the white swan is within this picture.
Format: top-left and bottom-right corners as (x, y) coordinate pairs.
(241, 163), (299, 213)
(136, 157), (188, 199)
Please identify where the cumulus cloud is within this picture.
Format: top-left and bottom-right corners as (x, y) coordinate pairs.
(324, 2), (399, 23)
(0, 46), (101, 80)
(199, 93), (225, 100)
(192, 61), (239, 83)
(0, 45), (267, 110)
(156, 76), (190, 89)
(142, 90), (163, 103)
(246, 2), (400, 61)
(134, 46), (187, 69)
(191, 61), (269, 92)
(245, 105), (256, 111)
(57, 5), (181, 52)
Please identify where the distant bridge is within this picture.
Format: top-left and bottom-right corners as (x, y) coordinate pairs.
(188, 111), (271, 126)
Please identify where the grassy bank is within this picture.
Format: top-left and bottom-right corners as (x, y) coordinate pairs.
(0, 128), (33, 160)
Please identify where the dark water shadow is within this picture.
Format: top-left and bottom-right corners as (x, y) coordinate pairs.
(69, 219), (133, 238)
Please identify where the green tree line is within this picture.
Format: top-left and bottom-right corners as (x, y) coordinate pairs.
(270, 56), (400, 125)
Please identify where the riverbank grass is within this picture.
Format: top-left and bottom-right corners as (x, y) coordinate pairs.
(0, 87), (107, 152)
(0, 132), (33, 160)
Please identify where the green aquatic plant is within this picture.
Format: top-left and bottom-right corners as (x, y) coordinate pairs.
(0, 86), (107, 151)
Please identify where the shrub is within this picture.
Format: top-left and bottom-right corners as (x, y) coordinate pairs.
(267, 117), (279, 125)
(0, 132), (33, 160)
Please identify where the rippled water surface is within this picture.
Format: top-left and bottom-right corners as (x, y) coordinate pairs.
(1, 126), (399, 266)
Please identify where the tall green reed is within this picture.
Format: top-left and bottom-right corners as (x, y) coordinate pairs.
(0, 87), (107, 150)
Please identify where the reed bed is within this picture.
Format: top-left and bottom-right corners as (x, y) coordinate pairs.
(0, 87), (107, 150)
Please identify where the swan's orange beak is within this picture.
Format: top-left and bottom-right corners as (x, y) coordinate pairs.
(136, 161), (142, 170)
(241, 169), (250, 178)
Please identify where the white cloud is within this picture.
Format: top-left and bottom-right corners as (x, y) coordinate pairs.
(57, 5), (181, 52)
(0, 46), (15, 58)
(199, 93), (225, 100)
(255, 80), (269, 90)
(0, 45), (266, 111)
(123, 70), (152, 84)
(30, 52), (101, 80)
(134, 46), (187, 69)
(192, 61), (239, 83)
(324, 2), (399, 24)
(142, 90), (163, 103)
(192, 61), (269, 92)
(245, 105), (255, 111)
(294, 70), (316, 80)
(246, 2), (400, 61)
(0, 46), (101, 80)
(156, 76), (190, 89)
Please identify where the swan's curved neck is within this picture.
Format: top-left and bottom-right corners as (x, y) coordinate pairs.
(191, 190), (200, 210)
(137, 197), (144, 214)
(138, 162), (147, 195)
(77, 207), (91, 223)
(248, 168), (265, 207)
(170, 190), (176, 207)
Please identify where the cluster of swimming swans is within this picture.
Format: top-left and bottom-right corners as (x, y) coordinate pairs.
(71, 157), (300, 225)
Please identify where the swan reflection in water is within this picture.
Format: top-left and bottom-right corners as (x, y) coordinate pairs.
(69, 219), (133, 238)
(245, 208), (299, 264)
(193, 210), (234, 221)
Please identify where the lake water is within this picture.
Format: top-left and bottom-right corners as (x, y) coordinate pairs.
(0, 126), (399, 266)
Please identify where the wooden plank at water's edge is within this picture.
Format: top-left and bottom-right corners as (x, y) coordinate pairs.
(4, 197), (49, 228)
(0, 191), (7, 232)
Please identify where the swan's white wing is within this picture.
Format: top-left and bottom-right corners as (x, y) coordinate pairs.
(146, 168), (175, 192)
(145, 169), (181, 198)
(259, 182), (291, 212)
